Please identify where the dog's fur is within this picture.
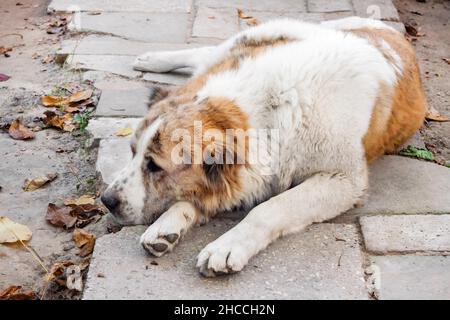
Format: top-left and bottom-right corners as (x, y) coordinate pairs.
(102, 17), (426, 277)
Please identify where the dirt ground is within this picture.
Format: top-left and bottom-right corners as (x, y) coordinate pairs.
(0, 0), (109, 300)
(395, 0), (450, 163)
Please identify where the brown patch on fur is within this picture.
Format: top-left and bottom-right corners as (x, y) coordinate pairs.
(176, 36), (293, 97)
(143, 97), (249, 216)
(352, 28), (427, 163)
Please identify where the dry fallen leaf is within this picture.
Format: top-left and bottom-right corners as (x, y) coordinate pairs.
(0, 46), (12, 55)
(45, 203), (77, 229)
(0, 73), (10, 82)
(0, 286), (35, 300)
(41, 54), (55, 64)
(426, 106), (449, 122)
(0, 216), (32, 243)
(23, 173), (57, 192)
(68, 89), (93, 103)
(73, 228), (95, 257)
(43, 111), (74, 131)
(237, 8), (253, 19)
(115, 127), (133, 137)
(8, 119), (35, 140)
(41, 95), (67, 107)
(64, 194), (95, 206)
(443, 58), (450, 65)
(46, 261), (83, 291)
(46, 261), (73, 286)
(46, 202), (104, 230)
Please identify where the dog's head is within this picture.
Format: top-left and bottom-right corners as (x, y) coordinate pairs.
(101, 91), (249, 225)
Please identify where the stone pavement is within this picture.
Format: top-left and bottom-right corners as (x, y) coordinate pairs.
(48, 0), (450, 299)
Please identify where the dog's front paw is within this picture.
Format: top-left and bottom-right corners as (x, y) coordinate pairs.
(140, 225), (181, 257)
(196, 235), (252, 277)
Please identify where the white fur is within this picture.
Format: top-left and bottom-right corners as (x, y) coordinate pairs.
(106, 118), (162, 224)
(130, 18), (404, 276)
(140, 201), (198, 256)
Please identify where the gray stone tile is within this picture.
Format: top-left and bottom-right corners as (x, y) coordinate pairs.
(347, 156), (450, 217)
(192, 7), (240, 40)
(96, 138), (132, 184)
(308, 0), (353, 13)
(57, 35), (202, 57)
(66, 54), (141, 78)
(195, 0), (306, 12)
(369, 255), (450, 299)
(361, 215), (450, 253)
(68, 12), (189, 43)
(95, 88), (149, 117)
(87, 118), (143, 140)
(238, 11), (353, 30)
(353, 0), (400, 22)
(143, 71), (190, 85)
(83, 223), (368, 299)
(48, 0), (192, 13)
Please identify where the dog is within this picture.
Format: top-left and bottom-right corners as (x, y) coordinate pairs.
(101, 17), (426, 277)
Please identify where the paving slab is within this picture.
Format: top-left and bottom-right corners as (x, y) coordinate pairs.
(48, 0), (192, 13)
(361, 215), (450, 253)
(347, 156), (450, 217)
(87, 118), (143, 140)
(369, 255), (450, 299)
(238, 11), (353, 30)
(68, 12), (189, 43)
(57, 35), (202, 57)
(308, 0), (353, 13)
(96, 138), (132, 184)
(83, 222), (368, 299)
(143, 71), (190, 85)
(195, 0), (306, 12)
(353, 0), (400, 21)
(192, 7), (240, 40)
(67, 54), (141, 78)
(95, 87), (149, 117)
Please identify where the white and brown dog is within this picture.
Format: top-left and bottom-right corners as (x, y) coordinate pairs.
(101, 17), (426, 277)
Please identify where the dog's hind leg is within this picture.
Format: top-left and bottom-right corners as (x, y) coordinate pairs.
(196, 168), (368, 277)
(140, 201), (201, 257)
(133, 46), (216, 73)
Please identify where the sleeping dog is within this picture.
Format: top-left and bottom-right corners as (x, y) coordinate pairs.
(101, 17), (426, 277)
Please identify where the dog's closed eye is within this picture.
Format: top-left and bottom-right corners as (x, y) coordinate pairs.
(147, 158), (163, 173)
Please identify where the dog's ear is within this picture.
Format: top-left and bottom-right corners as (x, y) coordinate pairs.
(148, 86), (171, 108)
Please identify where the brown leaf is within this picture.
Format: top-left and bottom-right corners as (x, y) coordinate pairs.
(71, 204), (104, 221)
(73, 228), (95, 257)
(23, 173), (57, 192)
(68, 89), (93, 103)
(405, 22), (418, 37)
(46, 261), (74, 287)
(0, 286), (35, 300)
(43, 111), (73, 131)
(8, 119), (35, 140)
(0, 46), (12, 55)
(426, 106), (450, 122)
(41, 95), (67, 107)
(237, 9), (253, 19)
(45, 203), (77, 229)
(443, 58), (450, 65)
(64, 194), (95, 206)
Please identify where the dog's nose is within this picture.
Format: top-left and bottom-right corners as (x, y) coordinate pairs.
(101, 192), (120, 212)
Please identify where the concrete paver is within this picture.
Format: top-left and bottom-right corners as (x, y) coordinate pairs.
(83, 223), (368, 299)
